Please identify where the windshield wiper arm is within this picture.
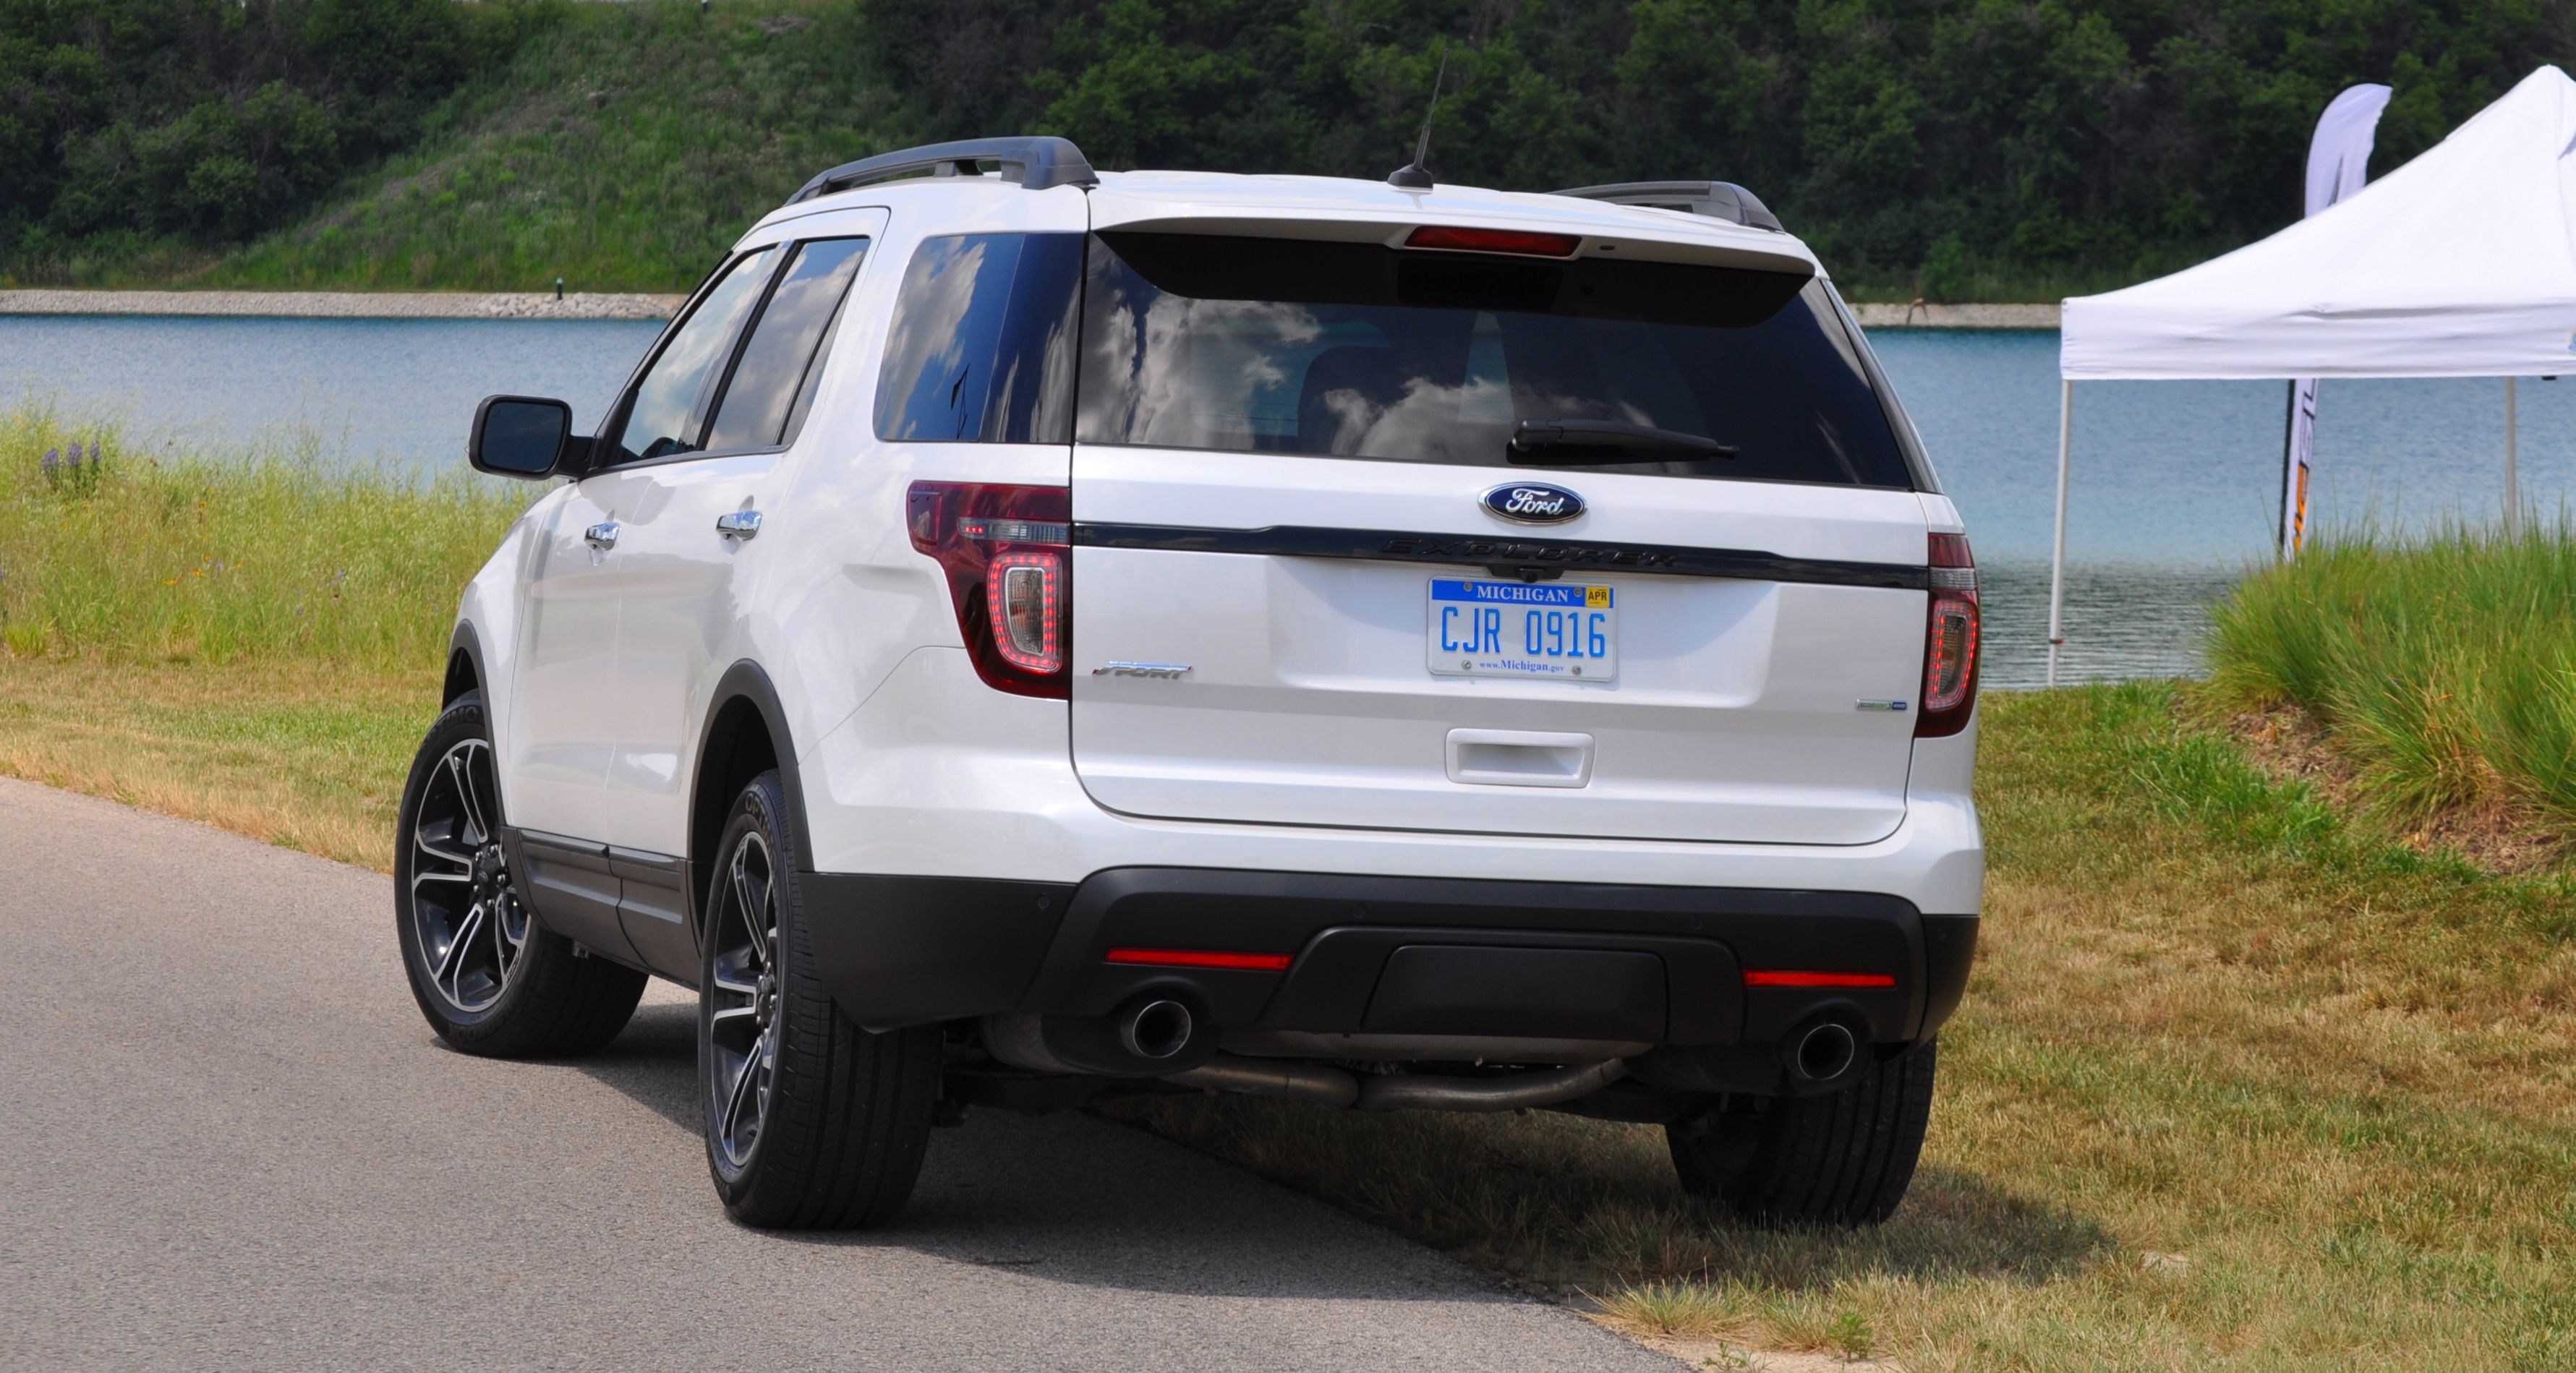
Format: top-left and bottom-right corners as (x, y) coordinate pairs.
(1507, 419), (1737, 464)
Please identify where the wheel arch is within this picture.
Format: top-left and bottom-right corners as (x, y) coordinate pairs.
(445, 621), (487, 705)
(689, 661), (816, 928)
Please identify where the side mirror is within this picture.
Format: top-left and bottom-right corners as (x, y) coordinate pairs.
(469, 395), (580, 479)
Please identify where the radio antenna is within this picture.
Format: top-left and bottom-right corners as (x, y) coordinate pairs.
(1386, 47), (1449, 191)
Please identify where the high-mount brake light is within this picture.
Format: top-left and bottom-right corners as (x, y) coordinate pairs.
(1105, 947), (1296, 972)
(906, 482), (1072, 698)
(1404, 225), (1582, 257)
(1916, 532), (1979, 737)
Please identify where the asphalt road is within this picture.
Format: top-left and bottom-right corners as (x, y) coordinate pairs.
(0, 778), (1678, 1372)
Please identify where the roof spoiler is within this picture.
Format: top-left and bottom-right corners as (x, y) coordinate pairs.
(787, 136), (1098, 205)
(1552, 181), (1783, 233)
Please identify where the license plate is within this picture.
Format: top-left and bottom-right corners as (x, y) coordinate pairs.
(1426, 578), (1617, 681)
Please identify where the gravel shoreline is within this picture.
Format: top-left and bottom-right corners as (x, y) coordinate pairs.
(3, 288), (2058, 328)
(0, 288), (686, 320)
(1848, 301), (2060, 328)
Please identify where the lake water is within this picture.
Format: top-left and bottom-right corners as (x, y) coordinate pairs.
(9, 315), (2575, 688)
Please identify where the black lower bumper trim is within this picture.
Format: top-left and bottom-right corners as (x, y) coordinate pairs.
(801, 873), (1075, 1030)
(803, 866), (1975, 1061)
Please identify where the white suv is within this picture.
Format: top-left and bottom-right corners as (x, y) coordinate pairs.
(396, 137), (1982, 1232)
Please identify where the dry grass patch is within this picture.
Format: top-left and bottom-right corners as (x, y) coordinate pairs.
(0, 658), (431, 871)
(2221, 698), (2575, 874)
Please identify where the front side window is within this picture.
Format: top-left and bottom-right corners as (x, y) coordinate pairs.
(874, 233), (1083, 444)
(704, 236), (870, 452)
(602, 246), (778, 464)
(1074, 232), (1914, 488)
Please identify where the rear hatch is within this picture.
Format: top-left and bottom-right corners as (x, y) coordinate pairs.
(1067, 221), (1932, 845)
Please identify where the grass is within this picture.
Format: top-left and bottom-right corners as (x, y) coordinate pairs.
(0, 404), (526, 667)
(1117, 684), (2576, 1369)
(0, 403), (524, 865)
(4, 413), (2572, 1367)
(2206, 527), (2576, 847)
(7, 0), (912, 294)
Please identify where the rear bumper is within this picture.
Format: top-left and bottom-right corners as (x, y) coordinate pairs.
(805, 865), (1975, 1091)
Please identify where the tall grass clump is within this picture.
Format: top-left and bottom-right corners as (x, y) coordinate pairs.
(2206, 523), (2576, 835)
(0, 405), (532, 670)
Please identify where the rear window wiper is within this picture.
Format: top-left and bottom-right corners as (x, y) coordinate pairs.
(1507, 419), (1737, 465)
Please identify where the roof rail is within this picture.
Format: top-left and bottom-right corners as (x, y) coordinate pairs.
(1552, 181), (1783, 233)
(787, 136), (1098, 205)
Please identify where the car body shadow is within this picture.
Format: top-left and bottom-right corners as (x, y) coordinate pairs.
(566, 1003), (2110, 1303)
(557, 1001), (1539, 1304)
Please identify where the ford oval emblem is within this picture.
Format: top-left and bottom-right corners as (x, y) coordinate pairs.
(1483, 482), (1585, 524)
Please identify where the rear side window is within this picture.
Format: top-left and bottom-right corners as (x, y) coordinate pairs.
(705, 236), (869, 452)
(602, 245), (778, 464)
(1075, 232), (1914, 488)
(874, 233), (1083, 443)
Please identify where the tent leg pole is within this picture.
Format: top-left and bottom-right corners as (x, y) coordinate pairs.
(2279, 380), (2298, 562)
(2047, 380), (2072, 689)
(2505, 377), (2520, 539)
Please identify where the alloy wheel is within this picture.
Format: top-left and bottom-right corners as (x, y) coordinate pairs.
(707, 831), (782, 1171)
(408, 737), (529, 1013)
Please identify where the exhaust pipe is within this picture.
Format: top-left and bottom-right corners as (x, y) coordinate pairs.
(1169, 1055), (1360, 1108)
(1356, 1059), (1625, 1113)
(1786, 1020), (1859, 1083)
(1119, 998), (1195, 1061)
(1168, 1055), (1626, 1113)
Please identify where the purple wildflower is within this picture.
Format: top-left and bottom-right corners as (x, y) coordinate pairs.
(42, 449), (58, 476)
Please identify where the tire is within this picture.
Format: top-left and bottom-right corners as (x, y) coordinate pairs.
(394, 692), (646, 1057)
(699, 769), (939, 1230)
(1666, 1038), (1937, 1227)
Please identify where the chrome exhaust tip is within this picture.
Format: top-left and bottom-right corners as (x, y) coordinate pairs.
(1787, 1021), (1858, 1082)
(1119, 998), (1195, 1061)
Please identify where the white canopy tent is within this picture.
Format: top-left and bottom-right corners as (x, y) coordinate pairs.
(2047, 65), (2576, 683)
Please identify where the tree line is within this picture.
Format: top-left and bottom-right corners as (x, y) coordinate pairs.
(861, 0), (2572, 292)
(1, 0), (553, 254)
(5, 1), (2569, 293)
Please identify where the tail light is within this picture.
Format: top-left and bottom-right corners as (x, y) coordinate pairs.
(1916, 532), (1979, 737)
(906, 482), (1071, 698)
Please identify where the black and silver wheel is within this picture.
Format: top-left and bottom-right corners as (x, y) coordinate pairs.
(395, 693), (645, 1056)
(409, 732), (526, 1013)
(1666, 1038), (1937, 1228)
(704, 829), (782, 1173)
(700, 769), (938, 1229)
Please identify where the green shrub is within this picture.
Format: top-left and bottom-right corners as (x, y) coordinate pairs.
(2207, 526), (2576, 832)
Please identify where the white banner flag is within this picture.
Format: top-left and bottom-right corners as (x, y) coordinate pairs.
(2282, 83), (2392, 560)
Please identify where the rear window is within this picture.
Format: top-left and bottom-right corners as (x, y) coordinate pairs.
(1074, 231), (1914, 488)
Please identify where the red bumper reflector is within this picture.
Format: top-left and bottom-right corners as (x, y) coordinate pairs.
(1744, 970), (1897, 989)
(1404, 225), (1582, 257)
(1105, 947), (1295, 972)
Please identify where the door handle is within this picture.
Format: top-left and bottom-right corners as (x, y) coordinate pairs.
(584, 521), (620, 550)
(715, 509), (763, 541)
